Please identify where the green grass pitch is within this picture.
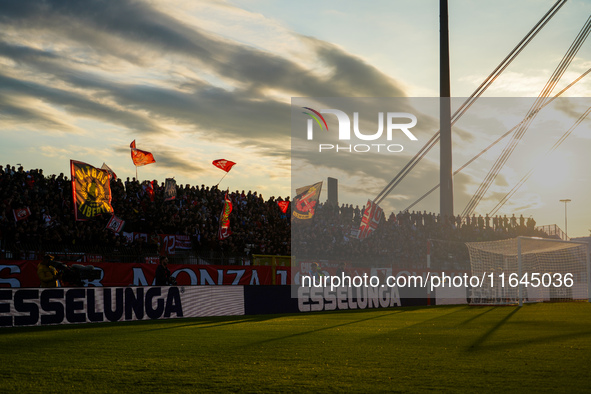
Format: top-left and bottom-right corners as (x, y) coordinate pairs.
(2, 303), (591, 392)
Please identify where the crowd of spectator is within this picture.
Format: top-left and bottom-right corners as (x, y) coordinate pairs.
(1, 164), (549, 267)
(292, 202), (546, 269)
(0, 164), (290, 260)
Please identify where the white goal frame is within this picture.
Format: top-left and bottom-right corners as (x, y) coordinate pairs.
(466, 236), (590, 306)
(516, 237), (591, 306)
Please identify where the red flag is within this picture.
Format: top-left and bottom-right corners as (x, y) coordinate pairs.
(212, 159), (236, 173)
(147, 181), (155, 202)
(357, 200), (383, 240)
(130, 140), (156, 167)
(218, 193), (233, 240)
(277, 201), (289, 214)
(13, 207), (31, 222)
(106, 215), (125, 233)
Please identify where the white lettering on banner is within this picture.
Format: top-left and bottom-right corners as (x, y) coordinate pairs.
(249, 271), (260, 285)
(323, 287), (336, 311)
(227, 270), (245, 285)
(133, 267), (150, 286)
(0, 286), (245, 327)
(199, 269), (215, 285)
(172, 269), (197, 284)
(297, 286), (401, 312)
(0, 265), (21, 288)
(128, 267), (266, 287)
(276, 270), (288, 285)
(162, 235), (175, 255)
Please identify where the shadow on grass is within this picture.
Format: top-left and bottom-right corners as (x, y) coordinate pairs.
(0, 313), (281, 336)
(244, 306), (473, 347)
(243, 309), (408, 347)
(456, 306), (498, 327)
(135, 314), (282, 332)
(473, 329), (591, 352)
(467, 307), (520, 352)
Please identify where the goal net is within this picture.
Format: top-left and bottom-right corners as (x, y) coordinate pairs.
(466, 237), (590, 305)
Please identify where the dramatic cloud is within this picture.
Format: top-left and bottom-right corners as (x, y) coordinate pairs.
(0, 0), (409, 173)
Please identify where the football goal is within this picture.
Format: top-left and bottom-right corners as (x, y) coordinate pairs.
(465, 237), (590, 306)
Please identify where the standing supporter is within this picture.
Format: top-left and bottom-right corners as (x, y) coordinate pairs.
(155, 255), (172, 286)
(37, 255), (60, 288)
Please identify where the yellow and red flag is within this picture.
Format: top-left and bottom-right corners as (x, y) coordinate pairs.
(71, 160), (113, 221)
(130, 140), (156, 167)
(292, 182), (322, 222)
(218, 193), (233, 240)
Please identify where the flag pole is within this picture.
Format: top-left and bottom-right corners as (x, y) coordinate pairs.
(215, 171), (229, 187)
(135, 165), (138, 181)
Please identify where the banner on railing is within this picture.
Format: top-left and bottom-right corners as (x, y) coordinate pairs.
(0, 286), (244, 327)
(0, 261), (290, 288)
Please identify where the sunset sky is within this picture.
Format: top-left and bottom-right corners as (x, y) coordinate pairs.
(1, 0), (591, 236)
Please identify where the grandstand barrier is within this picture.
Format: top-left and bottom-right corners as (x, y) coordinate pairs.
(252, 255), (291, 285)
(0, 285), (438, 327)
(0, 286), (245, 327)
(1, 259), (471, 327)
(0, 260), (290, 287)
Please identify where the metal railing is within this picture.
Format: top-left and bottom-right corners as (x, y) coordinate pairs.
(0, 240), (251, 265)
(535, 224), (568, 241)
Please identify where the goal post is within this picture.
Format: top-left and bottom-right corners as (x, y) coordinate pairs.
(465, 237), (590, 306)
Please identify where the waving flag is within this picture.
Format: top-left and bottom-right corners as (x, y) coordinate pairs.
(212, 159), (236, 173)
(13, 207), (31, 222)
(277, 201), (289, 214)
(142, 180), (155, 202)
(101, 163), (117, 180)
(292, 182), (322, 222)
(130, 140), (156, 167)
(357, 200), (383, 240)
(164, 178), (177, 201)
(106, 215), (125, 233)
(71, 160), (113, 221)
(218, 193), (233, 240)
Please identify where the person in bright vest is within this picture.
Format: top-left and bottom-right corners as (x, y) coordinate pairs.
(37, 254), (60, 288)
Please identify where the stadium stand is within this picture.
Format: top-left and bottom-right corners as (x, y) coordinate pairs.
(0, 164), (546, 267)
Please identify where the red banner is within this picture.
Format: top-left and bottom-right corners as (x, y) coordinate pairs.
(212, 159), (236, 173)
(358, 200), (383, 240)
(277, 201), (289, 213)
(0, 261), (284, 288)
(13, 207), (31, 222)
(106, 215), (125, 233)
(130, 140), (156, 166)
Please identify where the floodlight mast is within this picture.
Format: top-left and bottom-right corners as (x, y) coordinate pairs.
(440, 0), (454, 218)
(559, 199), (571, 239)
